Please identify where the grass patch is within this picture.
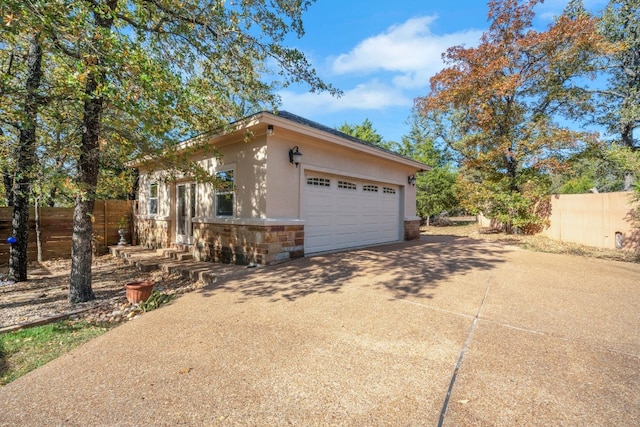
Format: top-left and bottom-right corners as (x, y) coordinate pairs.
(0, 320), (114, 386)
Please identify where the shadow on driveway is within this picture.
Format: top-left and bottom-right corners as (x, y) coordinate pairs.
(200, 234), (509, 303)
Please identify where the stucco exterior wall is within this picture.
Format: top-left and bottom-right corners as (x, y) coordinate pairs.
(133, 112), (426, 264)
(137, 172), (172, 219)
(478, 192), (639, 250)
(191, 137), (268, 219)
(265, 127), (419, 220)
(541, 192), (638, 250)
(136, 172), (174, 244)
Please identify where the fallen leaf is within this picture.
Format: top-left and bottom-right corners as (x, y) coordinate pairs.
(179, 367), (192, 374)
(458, 399), (470, 404)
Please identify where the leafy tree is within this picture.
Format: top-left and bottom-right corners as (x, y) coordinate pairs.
(593, 0), (640, 148)
(401, 113), (459, 222)
(336, 118), (404, 152)
(338, 115), (460, 221)
(553, 143), (639, 193)
(416, 0), (611, 233)
(2, 0), (337, 302)
(35, 105), (82, 207)
(416, 168), (458, 223)
(0, 29), (46, 281)
(337, 118), (386, 146)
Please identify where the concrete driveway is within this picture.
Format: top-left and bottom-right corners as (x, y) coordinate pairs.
(1, 235), (639, 426)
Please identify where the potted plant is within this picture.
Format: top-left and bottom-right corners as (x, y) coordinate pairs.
(124, 280), (155, 304)
(117, 216), (128, 245)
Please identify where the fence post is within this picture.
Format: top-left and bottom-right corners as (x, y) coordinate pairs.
(103, 200), (108, 249)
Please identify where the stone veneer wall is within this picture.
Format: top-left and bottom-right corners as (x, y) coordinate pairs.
(404, 219), (421, 241)
(136, 218), (171, 249)
(193, 222), (304, 265)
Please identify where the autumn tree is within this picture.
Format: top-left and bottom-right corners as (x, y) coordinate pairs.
(416, 0), (611, 232)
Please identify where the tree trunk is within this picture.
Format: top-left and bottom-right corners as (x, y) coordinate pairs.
(69, 71), (102, 303)
(2, 167), (13, 207)
(621, 122), (636, 149)
(68, 0), (118, 303)
(47, 185), (57, 207)
(506, 147), (518, 191)
(35, 195), (43, 264)
(8, 33), (42, 282)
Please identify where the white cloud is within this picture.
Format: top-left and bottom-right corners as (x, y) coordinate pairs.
(330, 15), (482, 85)
(279, 15), (482, 115)
(280, 80), (411, 115)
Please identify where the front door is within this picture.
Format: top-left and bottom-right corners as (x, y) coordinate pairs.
(176, 183), (196, 244)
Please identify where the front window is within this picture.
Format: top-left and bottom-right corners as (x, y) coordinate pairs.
(149, 182), (158, 215)
(215, 170), (234, 216)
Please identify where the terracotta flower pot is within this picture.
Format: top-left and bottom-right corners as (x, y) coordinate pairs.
(124, 280), (155, 304)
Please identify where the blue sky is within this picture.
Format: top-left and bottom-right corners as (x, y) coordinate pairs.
(278, 0), (608, 143)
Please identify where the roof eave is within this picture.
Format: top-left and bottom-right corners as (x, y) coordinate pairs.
(259, 112), (430, 171)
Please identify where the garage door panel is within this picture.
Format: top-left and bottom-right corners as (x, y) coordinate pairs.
(303, 174), (400, 254)
(306, 216), (332, 228)
(336, 216), (358, 227)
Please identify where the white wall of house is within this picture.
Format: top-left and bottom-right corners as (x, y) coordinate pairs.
(137, 171), (172, 219)
(192, 136), (269, 219)
(264, 124), (419, 221)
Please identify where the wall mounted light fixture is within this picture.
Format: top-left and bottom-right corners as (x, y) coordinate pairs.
(408, 175), (416, 186)
(289, 146), (302, 167)
(267, 125), (274, 136)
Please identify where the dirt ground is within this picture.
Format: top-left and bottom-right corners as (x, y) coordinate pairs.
(422, 222), (640, 263)
(0, 255), (201, 330)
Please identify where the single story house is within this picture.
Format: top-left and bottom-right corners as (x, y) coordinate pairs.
(132, 111), (428, 265)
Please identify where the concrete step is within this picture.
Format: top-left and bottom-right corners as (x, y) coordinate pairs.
(109, 245), (244, 289)
(171, 243), (193, 252)
(171, 252), (193, 261)
(156, 248), (180, 257)
(155, 247), (193, 261)
(137, 261), (159, 272)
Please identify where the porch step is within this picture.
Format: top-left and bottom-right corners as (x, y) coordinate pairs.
(172, 252), (193, 261)
(137, 262), (159, 272)
(156, 248), (180, 257)
(156, 246), (193, 261)
(109, 245), (246, 289)
(171, 243), (193, 252)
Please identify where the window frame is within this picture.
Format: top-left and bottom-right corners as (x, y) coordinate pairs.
(149, 182), (158, 215)
(214, 168), (235, 217)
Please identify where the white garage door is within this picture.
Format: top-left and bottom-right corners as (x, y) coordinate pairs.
(303, 173), (401, 254)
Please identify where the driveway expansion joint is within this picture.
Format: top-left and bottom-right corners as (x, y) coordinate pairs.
(437, 274), (493, 427)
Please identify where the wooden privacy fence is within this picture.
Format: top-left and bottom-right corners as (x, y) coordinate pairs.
(0, 200), (133, 266)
